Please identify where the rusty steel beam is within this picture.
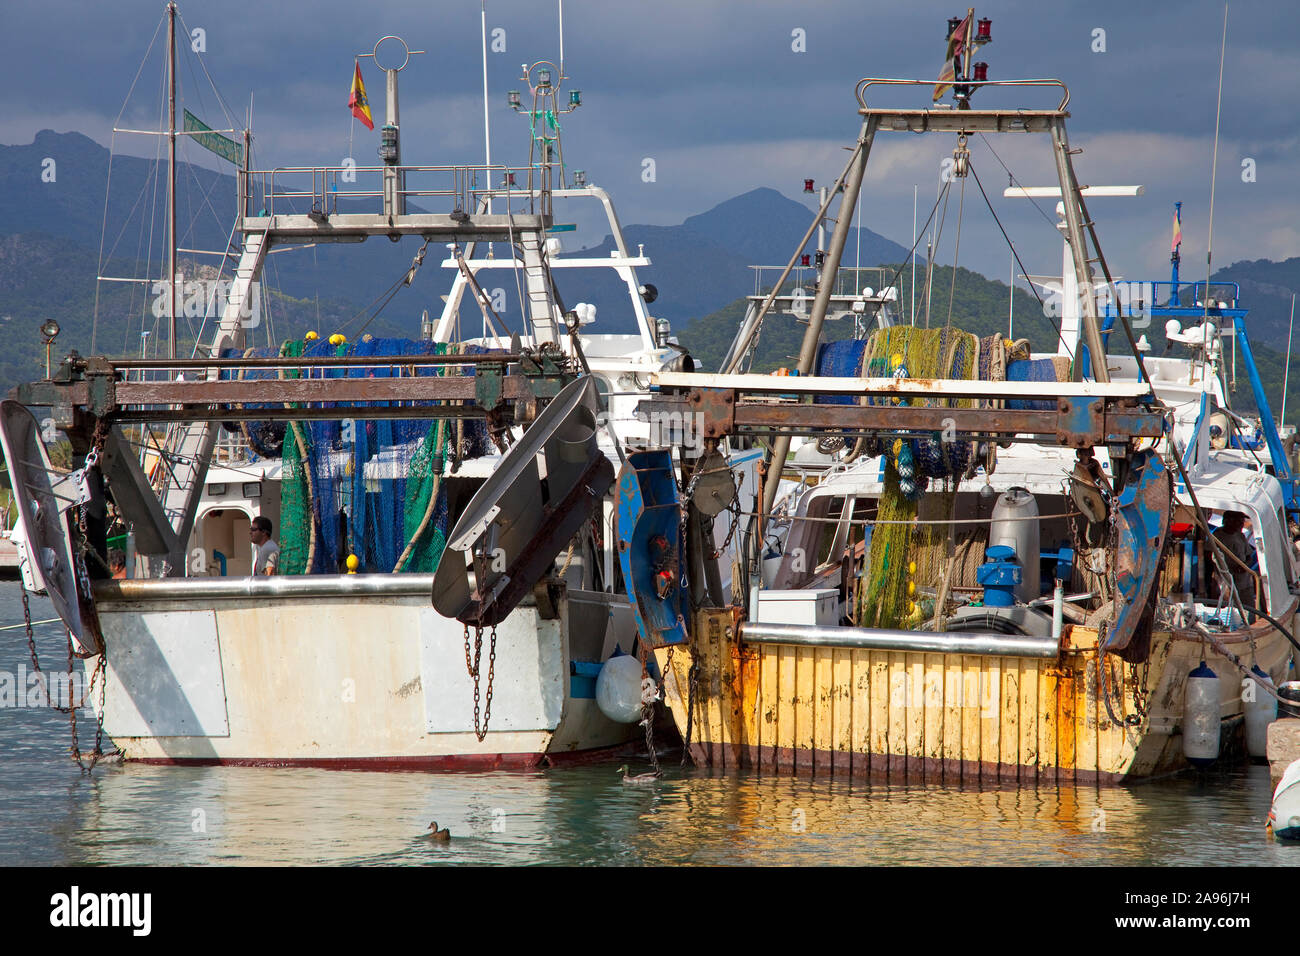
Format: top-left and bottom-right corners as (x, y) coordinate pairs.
(113, 376), (532, 406)
(108, 403), (504, 424)
(638, 390), (1165, 447)
(109, 354), (520, 370)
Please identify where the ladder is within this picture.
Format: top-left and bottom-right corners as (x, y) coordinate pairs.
(518, 230), (561, 345)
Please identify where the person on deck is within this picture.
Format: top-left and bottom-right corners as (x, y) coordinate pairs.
(250, 516), (279, 576)
(1211, 510), (1256, 608)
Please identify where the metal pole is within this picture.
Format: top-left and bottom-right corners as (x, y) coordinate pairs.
(1008, 242), (1014, 339)
(481, 3), (492, 218)
(167, 1), (177, 361)
(1283, 293), (1296, 428)
(910, 184), (917, 325)
(1049, 116), (1109, 383)
(761, 115), (877, 517)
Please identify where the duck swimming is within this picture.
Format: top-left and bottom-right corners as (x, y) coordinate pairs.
(618, 764), (661, 785)
(426, 821), (451, 842)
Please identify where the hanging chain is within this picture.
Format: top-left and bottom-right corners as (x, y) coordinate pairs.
(681, 658), (700, 766)
(22, 580), (110, 772)
(464, 622), (497, 742)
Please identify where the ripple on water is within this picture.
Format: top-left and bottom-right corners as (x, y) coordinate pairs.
(0, 583), (1297, 865)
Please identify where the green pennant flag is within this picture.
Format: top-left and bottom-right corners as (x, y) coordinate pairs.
(183, 109), (244, 166)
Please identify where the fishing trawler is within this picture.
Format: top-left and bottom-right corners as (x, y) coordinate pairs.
(618, 14), (1300, 784)
(0, 10), (740, 770)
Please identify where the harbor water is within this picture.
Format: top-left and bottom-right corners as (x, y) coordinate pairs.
(1, 582), (1295, 867)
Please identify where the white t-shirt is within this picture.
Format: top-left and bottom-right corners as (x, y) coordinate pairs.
(254, 538), (280, 576)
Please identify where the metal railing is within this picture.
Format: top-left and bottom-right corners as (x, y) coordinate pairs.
(239, 162), (542, 223)
(854, 77), (1071, 113)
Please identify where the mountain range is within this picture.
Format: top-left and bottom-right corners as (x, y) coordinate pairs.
(0, 130), (1294, 423)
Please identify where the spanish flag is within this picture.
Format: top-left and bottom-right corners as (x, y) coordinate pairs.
(933, 13), (972, 102)
(1171, 210), (1182, 254)
(349, 60), (374, 131)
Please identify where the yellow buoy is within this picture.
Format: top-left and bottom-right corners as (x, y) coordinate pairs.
(329, 333), (346, 347)
(346, 554), (359, 574)
(304, 330), (318, 341)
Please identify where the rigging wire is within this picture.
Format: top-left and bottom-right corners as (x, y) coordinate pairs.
(966, 159), (1076, 358)
(923, 179), (952, 328)
(944, 173), (967, 330)
(94, 12), (166, 354)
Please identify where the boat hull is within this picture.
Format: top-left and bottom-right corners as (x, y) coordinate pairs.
(84, 577), (640, 767)
(656, 606), (1296, 785)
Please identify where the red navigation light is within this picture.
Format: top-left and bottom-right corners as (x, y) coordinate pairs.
(973, 62), (988, 81)
(803, 179), (815, 193)
(801, 254), (811, 267)
(978, 18), (992, 40)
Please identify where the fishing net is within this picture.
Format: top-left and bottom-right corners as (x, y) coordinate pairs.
(821, 327), (1065, 629)
(225, 337), (495, 575)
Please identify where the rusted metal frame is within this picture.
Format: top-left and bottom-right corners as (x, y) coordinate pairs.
(109, 353), (522, 370)
(111, 375), (534, 405)
(107, 403), (508, 424)
(639, 391), (1163, 444)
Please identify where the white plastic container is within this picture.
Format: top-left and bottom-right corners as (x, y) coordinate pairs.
(1182, 662), (1221, 766)
(1244, 664), (1277, 759)
(753, 589), (839, 626)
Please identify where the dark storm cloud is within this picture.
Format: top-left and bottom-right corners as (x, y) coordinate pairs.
(4, 0), (1297, 282)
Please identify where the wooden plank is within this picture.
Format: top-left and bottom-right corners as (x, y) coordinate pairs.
(795, 645), (815, 773)
(703, 618), (723, 768)
(760, 644), (779, 773)
(887, 652), (908, 780)
(961, 656), (981, 785)
(1038, 664), (1059, 784)
(923, 654), (944, 782)
(1076, 654), (1099, 783)
(999, 655), (1020, 783)
(813, 646), (834, 775)
(831, 647), (853, 778)
(906, 653), (926, 783)
(777, 644), (797, 773)
(869, 652), (891, 778)
(717, 630), (737, 770)
(980, 656), (1000, 785)
(943, 655), (963, 784)
(1020, 658), (1040, 783)
(851, 650), (872, 777)
(1057, 659), (1077, 786)
(736, 640), (760, 771)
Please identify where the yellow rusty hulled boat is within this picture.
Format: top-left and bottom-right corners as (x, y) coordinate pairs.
(621, 39), (1300, 786)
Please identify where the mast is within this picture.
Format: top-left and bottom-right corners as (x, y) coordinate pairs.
(1170, 200), (1182, 305)
(167, 1), (177, 360)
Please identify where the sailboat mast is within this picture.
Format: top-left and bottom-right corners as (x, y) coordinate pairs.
(167, 1), (177, 360)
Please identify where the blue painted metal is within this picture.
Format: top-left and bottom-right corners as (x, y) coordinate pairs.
(977, 545), (1020, 608)
(1231, 321), (1296, 510)
(1105, 449), (1173, 652)
(615, 449), (688, 648)
(568, 661), (602, 699)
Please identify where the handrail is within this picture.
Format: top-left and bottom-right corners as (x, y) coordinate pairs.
(855, 77), (1070, 113)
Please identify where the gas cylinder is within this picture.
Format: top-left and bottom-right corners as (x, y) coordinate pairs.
(1182, 662), (1221, 766)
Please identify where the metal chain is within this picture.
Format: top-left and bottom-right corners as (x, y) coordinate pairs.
(681, 658), (699, 766)
(21, 583), (109, 771)
(465, 622), (497, 742)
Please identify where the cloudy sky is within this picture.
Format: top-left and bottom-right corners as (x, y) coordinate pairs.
(4, 0), (1297, 286)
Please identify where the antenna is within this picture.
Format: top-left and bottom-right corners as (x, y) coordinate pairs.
(1204, 2), (1228, 329)
(558, 0), (565, 79)
(481, 3), (492, 217)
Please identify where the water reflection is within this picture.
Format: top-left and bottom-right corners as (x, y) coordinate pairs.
(1, 584), (1296, 866)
